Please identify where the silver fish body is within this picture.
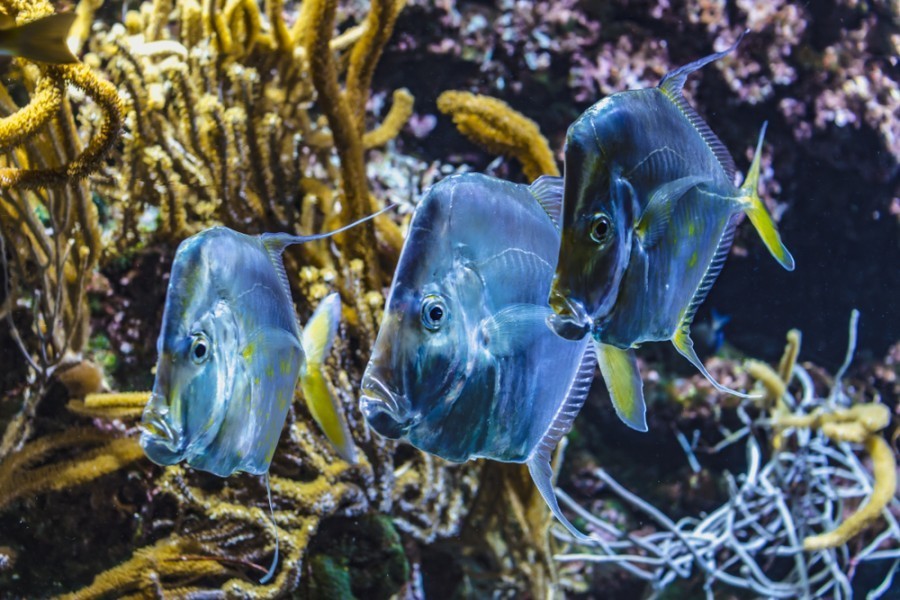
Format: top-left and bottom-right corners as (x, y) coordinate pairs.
(141, 227), (305, 476)
(141, 226), (355, 478)
(360, 173), (595, 538)
(549, 35), (794, 431)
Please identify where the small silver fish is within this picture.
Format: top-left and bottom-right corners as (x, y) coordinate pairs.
(360, 173), (595, 539)
(0, 13), (78, 64)
(549, 33), (794, 430)
(140, 227), (362, 477)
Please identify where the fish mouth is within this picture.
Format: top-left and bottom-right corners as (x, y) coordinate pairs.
(359, 376), (413, 440)
(138, 395), (183, 460)
(547, 285), (592, 340)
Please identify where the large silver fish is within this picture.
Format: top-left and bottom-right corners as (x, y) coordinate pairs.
(140, 227), (362, 477)
(360, 173), (595, 539)
(548, 34), (794, 431)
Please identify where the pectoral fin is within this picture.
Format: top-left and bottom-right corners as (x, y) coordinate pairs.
(595, 339), (647, 432)
(671, 327), (759, 399)
(480, 303), (554, 357)
(636, 175), (709, 248)
(738, 122), (795, 271)
(300, 293), (357, 463)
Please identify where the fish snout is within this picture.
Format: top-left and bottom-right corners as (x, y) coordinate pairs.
(139, 393), (183, 457)
(359, 376), (413, 440)
(547, 283), (592, 340)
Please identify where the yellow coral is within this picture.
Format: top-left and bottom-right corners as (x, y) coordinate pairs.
(437, 90), (559, 181)
(803, 435), (896, 551)
(0, 432), (144, 510)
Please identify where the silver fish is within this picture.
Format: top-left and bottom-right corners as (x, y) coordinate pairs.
(360, 173), (595, 539)
(140, 228), (357, 477)
(549, 33), (794, 430)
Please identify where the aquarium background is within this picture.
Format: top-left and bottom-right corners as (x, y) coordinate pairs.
(0, 0), (897, 598)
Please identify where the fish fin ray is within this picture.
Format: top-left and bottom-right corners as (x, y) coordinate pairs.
(659, 31), (748, 180)
(261, 204), (396, 253)
(481, 303), (554, 357)
(475, 249), (553, 306)
(262, 243), (294, 312)
(671, 327), (758, 398)
(636, 175), (710, 248)
(595, 339), (647, 431)
(524, 341), (595, 541)
(738, 122), (795, 271)
(680, 214), (737, 331)
(259, 471), (280, 584)
(529, 175), (564, 230)
(8, 13), (78, 64)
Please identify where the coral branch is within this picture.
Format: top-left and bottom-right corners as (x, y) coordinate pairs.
(437, 91), (559, 181)
(803, 435), (897, 551)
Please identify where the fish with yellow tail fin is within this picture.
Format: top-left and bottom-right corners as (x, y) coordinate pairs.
(360, 173), (596, 540)
(139, 208), (388, 581)
(548, 31), (794, 432)
(0, 13), (78, 64)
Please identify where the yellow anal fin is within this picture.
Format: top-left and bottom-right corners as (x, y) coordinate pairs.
(595, 339), (647, 432)
(5, 13), (79, 64)
(301, 293), (357, 463)
(671, 327), (759, 399)
(301, 369), (357, 463)
(739, 122), (795, 271)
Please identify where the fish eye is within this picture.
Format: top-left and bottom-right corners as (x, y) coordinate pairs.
(590, 213), (613, 246)
(421, 295), (448, 331)
(190, 333), (211, 365)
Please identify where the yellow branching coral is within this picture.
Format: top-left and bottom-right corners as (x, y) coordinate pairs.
(437, 90), (559, 181)
(0, 0), (124, 468)
(0, 430), (143, 510)
(90, 0), (408, 285)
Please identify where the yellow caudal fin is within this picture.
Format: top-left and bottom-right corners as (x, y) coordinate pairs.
(595, 339), (647, 432)
(739, 122), (795, 271)
(300, 293), (358, 463)
(0, 13), (78, 64)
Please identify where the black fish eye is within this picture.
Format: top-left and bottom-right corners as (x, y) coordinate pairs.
(590, 213), (613, 246)
(421, 295), (448, 331)
(190, 334), (211, 364)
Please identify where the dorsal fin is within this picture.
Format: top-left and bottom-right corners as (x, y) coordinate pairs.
(261, 204), (396, 255)
(526, 341), (596, 540)
(658, 30), (749, 181)
(529, 175), (564, 229)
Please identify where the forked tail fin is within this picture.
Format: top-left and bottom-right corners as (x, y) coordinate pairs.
(739, 122), (795, 271)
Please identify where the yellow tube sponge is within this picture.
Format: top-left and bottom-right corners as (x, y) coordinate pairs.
(437, 90), (559, 181)
(803, 434), (897, 551)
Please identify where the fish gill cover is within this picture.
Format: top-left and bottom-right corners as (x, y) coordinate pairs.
(0, 0), (896, 598)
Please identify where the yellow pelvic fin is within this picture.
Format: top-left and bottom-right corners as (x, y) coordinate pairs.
(595, 339), (647, 432)
(739, 122), (795, 271)
(300, 293), (357, 463)
(0, 13), (79, 64)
